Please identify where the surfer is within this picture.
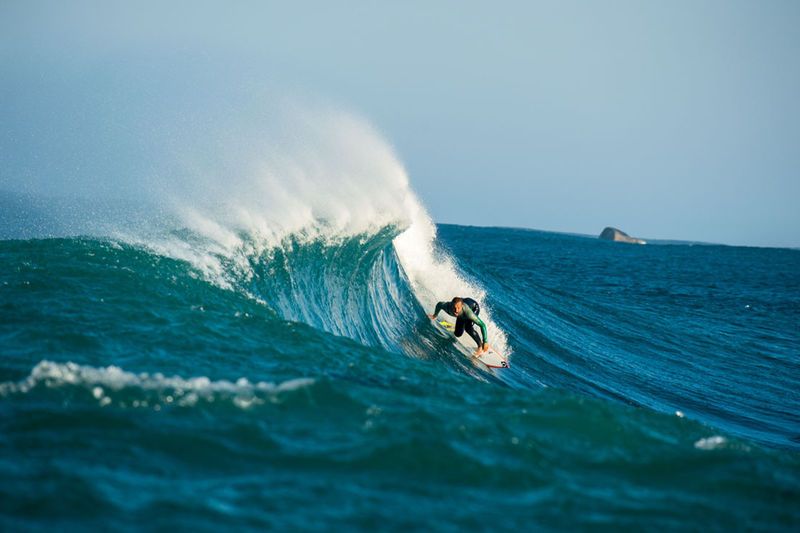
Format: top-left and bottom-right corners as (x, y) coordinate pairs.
(428, 297), (490, 356)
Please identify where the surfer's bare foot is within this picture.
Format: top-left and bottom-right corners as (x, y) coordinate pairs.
(474, 343), (490, 356)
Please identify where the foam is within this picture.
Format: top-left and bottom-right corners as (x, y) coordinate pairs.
(694, 435), (727, 450)
(0, 360), (314, 410)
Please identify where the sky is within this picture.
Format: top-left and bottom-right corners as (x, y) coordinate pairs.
(1, 1), (799, 247)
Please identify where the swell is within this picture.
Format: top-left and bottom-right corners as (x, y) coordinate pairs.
(438, 225), (800, 449)
(3, 355), (799, 530)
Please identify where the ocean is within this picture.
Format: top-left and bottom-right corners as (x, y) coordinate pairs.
(1, 112), (799, 530)
(2, 221), (798, 530)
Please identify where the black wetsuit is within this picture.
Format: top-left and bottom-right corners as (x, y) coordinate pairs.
(432, 298), (487, 348)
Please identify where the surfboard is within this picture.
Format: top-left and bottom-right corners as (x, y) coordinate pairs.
(435, 319), (509, 369)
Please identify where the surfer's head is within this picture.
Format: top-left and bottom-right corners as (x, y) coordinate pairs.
(451, 297), (463, 315)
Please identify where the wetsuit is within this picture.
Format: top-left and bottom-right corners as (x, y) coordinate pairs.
(432, 298), (488, 348)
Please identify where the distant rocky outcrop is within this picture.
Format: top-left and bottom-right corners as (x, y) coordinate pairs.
(599, 227), (646, 244)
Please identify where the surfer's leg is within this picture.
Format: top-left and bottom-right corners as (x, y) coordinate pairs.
(454, 316), (466, 338)
(464, 321), (483, 347)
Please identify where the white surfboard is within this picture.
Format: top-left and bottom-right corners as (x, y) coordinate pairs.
(434, 319), (509, 369)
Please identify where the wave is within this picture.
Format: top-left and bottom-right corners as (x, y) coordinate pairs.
(2, 103), (509, 364)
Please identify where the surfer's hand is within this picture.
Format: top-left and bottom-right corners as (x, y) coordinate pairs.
(428, 314), (436, 320)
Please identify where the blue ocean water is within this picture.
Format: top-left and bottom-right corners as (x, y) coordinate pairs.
(1, 217), (799, 530)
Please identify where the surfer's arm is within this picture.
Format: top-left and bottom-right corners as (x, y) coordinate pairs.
(476, 318), (489, 346)
(429, 301), (446, 319)
(473, 316), (490, 355)
(463, 307), (489, 345)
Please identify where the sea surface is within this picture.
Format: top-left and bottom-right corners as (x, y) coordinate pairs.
(1, 217), (799, 530)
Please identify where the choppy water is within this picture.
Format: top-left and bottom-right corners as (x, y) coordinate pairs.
(1, 223), (799, 531)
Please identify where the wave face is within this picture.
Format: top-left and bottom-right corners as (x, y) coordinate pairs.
(1, 108), (800, 530)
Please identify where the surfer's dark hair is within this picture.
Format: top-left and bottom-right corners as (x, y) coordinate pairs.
(451, 297), (463, 306)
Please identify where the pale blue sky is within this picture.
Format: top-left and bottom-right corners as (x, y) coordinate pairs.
(2, 1), (799, 247)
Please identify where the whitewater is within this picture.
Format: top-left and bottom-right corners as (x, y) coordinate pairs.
(1, 106), (799, 530)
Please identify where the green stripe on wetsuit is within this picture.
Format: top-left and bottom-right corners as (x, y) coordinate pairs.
(432, 301), (488, 344)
